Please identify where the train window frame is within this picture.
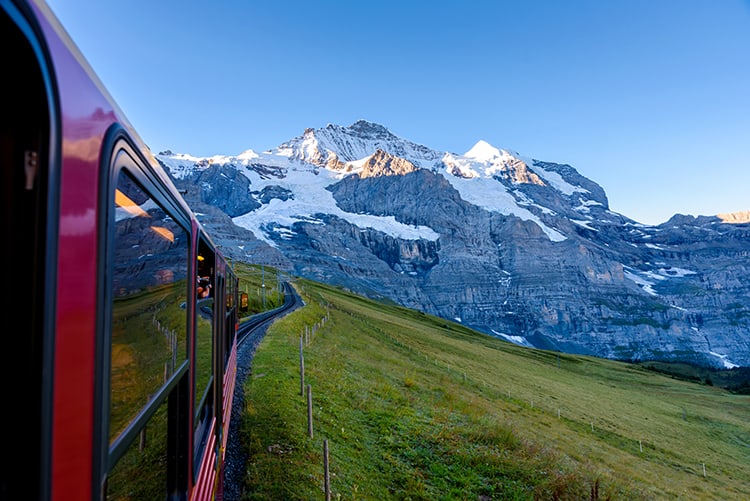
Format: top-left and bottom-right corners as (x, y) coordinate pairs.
(108, 166), (190, 442)
(100, 135), (193, 498)
(193, 234), (216, 471)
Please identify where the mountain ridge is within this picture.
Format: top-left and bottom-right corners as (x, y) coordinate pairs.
(157, 120), (750, 368)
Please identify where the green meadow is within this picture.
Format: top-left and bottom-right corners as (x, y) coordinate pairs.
(238, 278), (750, 500)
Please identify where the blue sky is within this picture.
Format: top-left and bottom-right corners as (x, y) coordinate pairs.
(46, 0), (749, 225)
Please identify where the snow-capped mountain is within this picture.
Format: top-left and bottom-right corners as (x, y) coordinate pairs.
(157, 120), (750, 368)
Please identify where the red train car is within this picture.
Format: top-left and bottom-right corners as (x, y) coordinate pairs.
(1, 0), (240, 499)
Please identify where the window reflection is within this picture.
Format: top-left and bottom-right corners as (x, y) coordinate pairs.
(106, 398), (169, 500)
(110, 170), (188, 443)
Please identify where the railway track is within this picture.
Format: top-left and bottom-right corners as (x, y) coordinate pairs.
(224, 281), (302, 500)
(237, 281), (302, 347)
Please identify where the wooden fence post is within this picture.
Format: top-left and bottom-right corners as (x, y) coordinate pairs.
(324, 439), (331, 501)
(307, 384), (313, 438)
(299, 336), (305, 396)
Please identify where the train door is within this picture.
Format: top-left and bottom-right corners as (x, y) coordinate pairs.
(1, 2), (54, 500)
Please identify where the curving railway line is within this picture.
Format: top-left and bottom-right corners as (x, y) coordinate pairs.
(224, 281), (303, 501)
(237, 282), (302, 347)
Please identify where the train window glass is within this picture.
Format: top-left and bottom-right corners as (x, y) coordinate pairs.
(110, 170), (189, 443)
(226, 275), (237, 349)
(226, 272), (235, 310)
(195, 241), (214, 413)
(106, 398), (169, 500)
(194, 240), (215, 460)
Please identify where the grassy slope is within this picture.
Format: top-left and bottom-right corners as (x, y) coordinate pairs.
(239, 279), (750, 500)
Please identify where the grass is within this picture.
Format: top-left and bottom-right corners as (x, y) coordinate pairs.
(239, 279), (750, 500)
(110, 281), (188, 440)
(109, 281), (188, 499)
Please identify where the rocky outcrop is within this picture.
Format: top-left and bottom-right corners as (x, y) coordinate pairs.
(360, 149), (417, 178)
(166, 161), (260, 217)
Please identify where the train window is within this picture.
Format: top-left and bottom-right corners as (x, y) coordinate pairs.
(194, 239), (215, 463)
(195, 240), (216, 414)
(226, 273), (235, 310)
(223, 274), (234, 367)
(110, 170), (189, 443)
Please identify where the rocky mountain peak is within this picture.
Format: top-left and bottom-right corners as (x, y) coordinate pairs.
(273, 121), (444, 169)
(465, 140), (512, 162)
(347, 119), (394, 139)
(442, 143), (545, 186)
(360, 149), (418, 179)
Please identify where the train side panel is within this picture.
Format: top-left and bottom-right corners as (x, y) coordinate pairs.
(33, 2), (108, 499)
(1, 1), (241, 499)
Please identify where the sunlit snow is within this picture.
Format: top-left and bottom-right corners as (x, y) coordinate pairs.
(491, 330), (536, 347)
(571, 219), (597, 231)
(573, 198), (604, 213)
(230, 155), (439, 247)
(528, 163), (588, 196)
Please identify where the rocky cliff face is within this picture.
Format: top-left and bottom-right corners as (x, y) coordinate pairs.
(158, 121), (750, 368)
